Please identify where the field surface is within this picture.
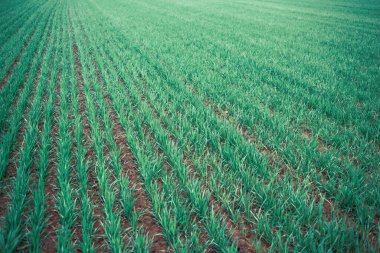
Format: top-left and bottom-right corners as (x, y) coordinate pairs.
(0, 0), (379, 252)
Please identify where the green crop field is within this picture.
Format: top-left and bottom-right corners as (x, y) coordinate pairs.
(0, 0), (379, 252)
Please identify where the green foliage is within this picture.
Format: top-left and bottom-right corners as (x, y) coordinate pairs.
(0, 0), (379, 252)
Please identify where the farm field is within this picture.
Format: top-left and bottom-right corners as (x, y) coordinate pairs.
(0, 0), (379, 252)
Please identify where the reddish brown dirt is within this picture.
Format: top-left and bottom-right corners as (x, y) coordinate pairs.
(41, 77), (60, 253)
(0, 144), (19, 217)
(113, 121), (168, 253)
(317, 137), (325, 152)
(0, 120), (33, 219)
(190, 133), (268, 249)
(136, 90), (214, 249)
(209, 195), (256, 253)
(0, 25), (53, 234)
(92, 34), (261, 251)
(93, 47), (168, 248)
(133, 77), (266, 252)
(137, 90), (258, 252)
(91, 57), (168, 252)
(313, 174), (356, 229)
(71, 31), (107, 251)
(323, 199), (333, 221)
(0, 72), (40, 211)
(4, 23), (52, 252)
(161, 130), (245, 252)
(65, 23), (85, 249)
(301, 128), (330, 152)
(17, 89), (52, 252)
(368, 214), (379, 248)
(86, 157), (106, 252)
(70, 103), (82, 247)
(92, 59), (131, 243)
(302, 128), (312, 140)
(19, 25), (61, 251)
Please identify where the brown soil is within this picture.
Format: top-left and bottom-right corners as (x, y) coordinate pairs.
(138, 92), (221, 250)
(302, 128), (312, 140)
(0, 115), (33, 219)
(87, 30), (264, 252)
(71, 28), (107, 251)
(17, 75), (53, 252)
(135, 77), (266, 252)
(70, 100), (81, 246)
(368, 214), (379, 248)
(323, 199), (333, 221)
(92, 58), (168, 252)
(0, 147), (19, 218)
(41, 78), (60, 253)
(7, 21), (53, 252)
(209, 195), (257, 253)
(0, 22), (53, 243)
(92, 59), (132, 243)
(139, 94), (259, 252)
(301, 128), (330, 152)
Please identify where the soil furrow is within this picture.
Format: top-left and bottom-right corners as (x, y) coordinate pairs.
(132, 74), (266, 252)
(71, 31), (106, 252)
(92, 60), (168, 253)
(91, 59), (131, 244)
(123, 73), (253, 251)
(41, 72), (61, 252)
(17, 49), (57, 251)
(0, 26), (54, 220)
